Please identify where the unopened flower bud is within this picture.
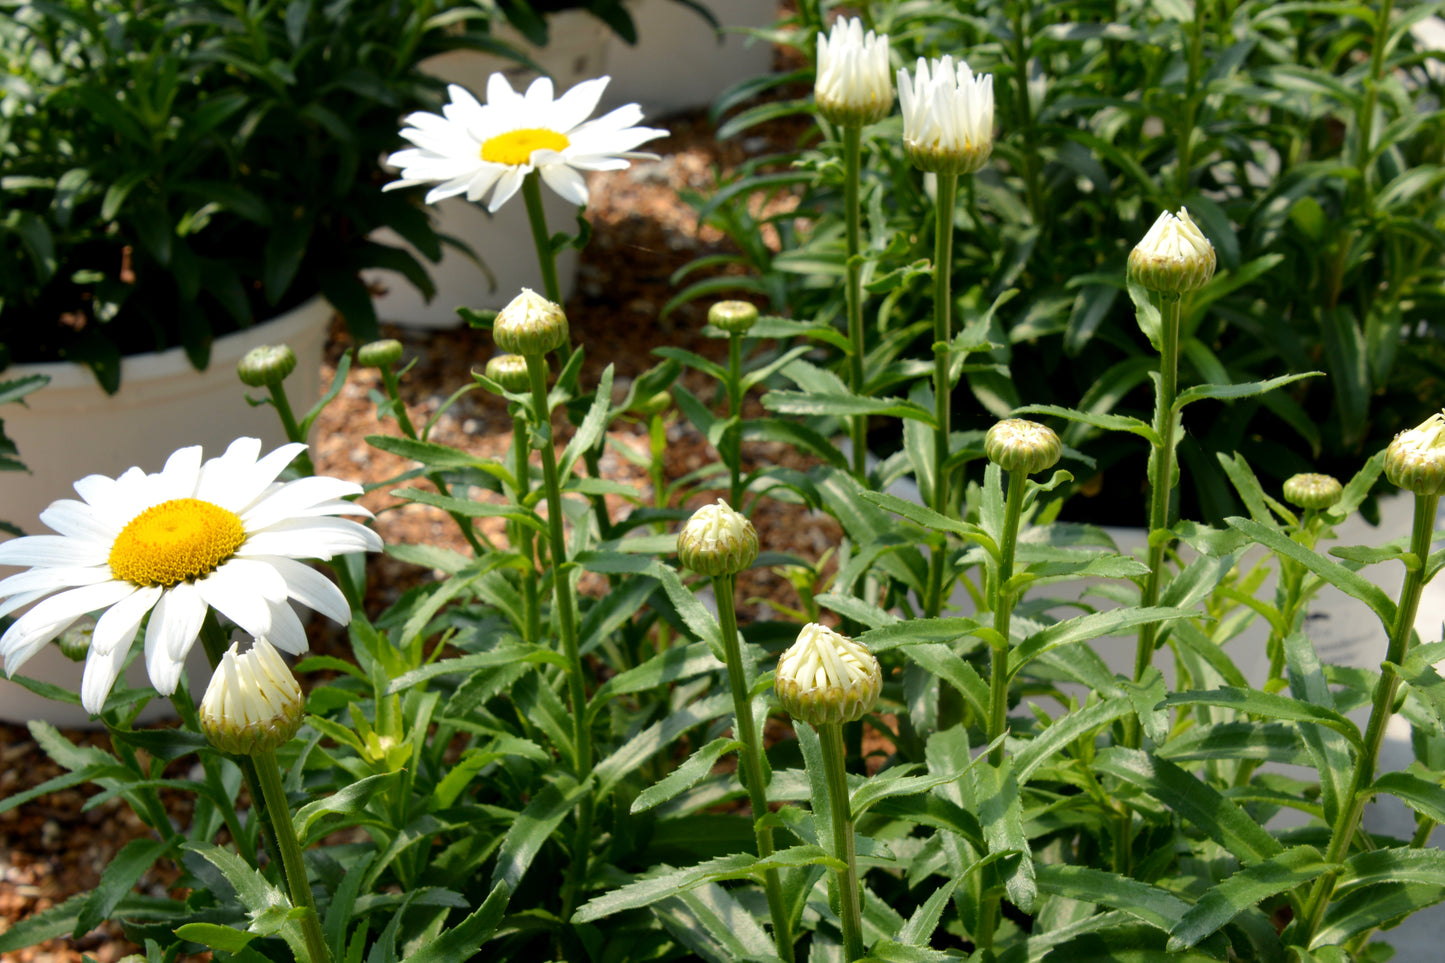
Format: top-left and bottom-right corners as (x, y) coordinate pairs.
(1385, 412), (1445, 496)
(708, 300), (759, 335)
(237, 345), (297, 387)
(815, 17), (893, 127)
(1128, 209), (1216, 294)
(985, 419), (1062, 475)
(494, 288), (568, 356)
(678, 499), (758, 577)
(358, 339), (404, 369)
(485, 353), (531, 393)
(200, 639), (304, 756)
(632, 390), (672, 417)
(776, 623), (882, 726)
(56, 617), (95, 662)
(1283, 473), (1343, 511)
(897, 56), (994, 175)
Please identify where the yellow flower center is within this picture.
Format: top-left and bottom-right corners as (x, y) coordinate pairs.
(480, 128), (570, 166)
(108, 498), (246, 588)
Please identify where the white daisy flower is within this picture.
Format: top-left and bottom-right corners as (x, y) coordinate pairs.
(382, 73), (667, 212)
(0, 438), (381, 714)
(815, 16), (893, 127)
(897, 55), (994, 174)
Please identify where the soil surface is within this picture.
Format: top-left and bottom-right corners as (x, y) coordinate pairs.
(0, 32), (846, 963)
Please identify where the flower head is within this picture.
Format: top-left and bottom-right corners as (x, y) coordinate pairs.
(200, 638), (304, 755)
(1386, 412), (1445, 496)
(383, 74), (667, 212)
(897, 56), (994, 174)
(1283, 473), (1344, 511)
(484, 353), (531, 393)
(815, 17), (893, 127)
(237, 345), (297, 388)
(678, 500), (758, 577)
(0, 439), (381, 713)
(776, 623), (882, 726)
(493, 289), (569, 357)
(985, 419), (1062, 476)
(1128, 209), (1216, 294)
(707, 300), (760, 335)
(357, 339), (404, 369)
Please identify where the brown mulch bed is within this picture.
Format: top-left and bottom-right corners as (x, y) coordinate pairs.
(0, 33), (848, 963)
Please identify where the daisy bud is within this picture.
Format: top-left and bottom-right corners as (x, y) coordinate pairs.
(897, 56), (994, 175)
(1283, 473), (1343, 511)
(1385, 412), (1445, 496)
(56, 617), (95, 663)
(485, 353), (531, 393)
(631, 390), (673, 418)
(200, 639), (304, 756)
(776, 623), (882, 726)
(678, 499), (759, 577)
(494, 289), (569, 357)
(237, 345), (297, 388)
(985, 419), (1062, 475)
(1128, 208), (1216, 295)
(815, 17), (893, 127)
(358, 339), (404, 369)
(708, 300), (759, 335)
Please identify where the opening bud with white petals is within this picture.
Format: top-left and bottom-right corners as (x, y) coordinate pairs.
(493, 288), (569, 357)
(678, 499), (758, 577)
(815, 17), (893, 127)
(776, 623), (882, 726)
(897, 56), (994, 175)
(1385, 412), (1445, 496)
(1128, 208), (1216, 294)
(201, 638), (304, 756)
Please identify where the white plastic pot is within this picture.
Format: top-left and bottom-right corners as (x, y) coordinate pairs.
(366, 10), (609, 328)
(0, 295), (332, 727)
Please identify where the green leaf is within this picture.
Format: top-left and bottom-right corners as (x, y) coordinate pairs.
(591, 642), (721, 720)
(973, 757), (1035, 910)
(860, 489), (993, 542)
(1012, 403), (1159, 445)
(75, 838), (170, 935)
(632, 738), (742, 814)
(1314, 880), (1445, 948)
(386, 645), (568, 695)
(401, 882), (509, 963)
(593, 692), (732, 794)
(1319, 305), (1371, 450)
(859, 617), (986, 653)
(390, 487), (544, 530)
(1014, 697), (1136, 784)
(184, 842), (305, 960)
(173, 922), (259, 953)
(1174, 373), (1319, 411)
(1167, 846), (1327, 949)
(560, 365), (615, 480)
(1161, 687), (1363, 752)
(1034, 864), (1189, 933)
(1225, 517), (1396, 629)
(1009, 607), (1198, 677)
(1157, 722), (1307, 765)
(293, 772), (400, 845)
(365, 435), (486, 471)
(571, 846), (843, 923)
(761, 390), (937, 427)
(1092, 748), (1283, 864)
(492, 777), (590, 891)
(1372, 771), (1445, 825)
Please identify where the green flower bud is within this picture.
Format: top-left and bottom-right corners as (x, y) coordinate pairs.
(708, 300), (760, 335)
(677, 499), (759, 577)
(776, 623), (882, 726)
(1128, 208), (1217, 294)
(1283, 473), (1344, 511)
(56, 617), (95, 662)
(632, 390), (673, 418)
(485, 353), (531, 393)
(985, 419), (1062, 475)
(237, 345), (297, 387)
(200, 639), (304, 756)
(494, 289), (569, 356)
(358, 339), (405, 369)
(1385, 412), (1445, 496)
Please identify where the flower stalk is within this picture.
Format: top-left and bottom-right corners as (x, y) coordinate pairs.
(926, 171), (959, 618)
(522, 171), (563, 309)
(843, 123), (867, 482)
(818, 720), (865, 961)
(253, 746), (333, 963)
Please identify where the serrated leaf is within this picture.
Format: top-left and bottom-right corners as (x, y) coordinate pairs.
(1167, 846), (1327, 949)
(632, 738), (742, 813)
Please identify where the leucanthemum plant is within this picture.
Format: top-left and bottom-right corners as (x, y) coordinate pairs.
(0, 438), (379, 713)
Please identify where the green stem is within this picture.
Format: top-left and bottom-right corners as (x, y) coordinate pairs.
(1175, 0), (1207, 200)
(266, 382), (314, 476)
(524, 352), (595, 919)
(728, 331), (745, 507)
(843, 124), (868, 482)
(521, 171), (563, 309)
(818, 722), (865, 961)
(988, 469), (1028, 766)
(1008, 3), (1044, 225)
(714, 574), (794, 963)
(253, 748), (333, 963)
(513, 412), (541, 645)
(1353, 0), (1394, 202)
(1295, 492), (1440, 947)
(925, 173), (959, 619)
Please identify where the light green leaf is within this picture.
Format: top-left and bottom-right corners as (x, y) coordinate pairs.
(632, 738), (742, 814)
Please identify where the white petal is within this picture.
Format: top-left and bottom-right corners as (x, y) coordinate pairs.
(0, 534), (110, 568)
(208, 443), (308, 512)
(237, 517), (383, 559)
(487, 167), (527, 213)
(539, 161), (589, 206)
(0, 581), (137, 676)
(550, 76), (610, 132)
(0, 566), (112, 616)
(193, 565), (275, 639)
(82, 640), (134, 715)
(156, 445), (204, 500)
(264, 598), (309, 655)
(90, 585), (162, 657)
(39, 499), (120, 542)
(263, 556), (351, 624)
(146, 580), (208, 666)
(240, 477), (364, 531)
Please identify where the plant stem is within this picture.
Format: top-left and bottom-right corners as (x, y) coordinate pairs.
(524, 352), (595, 918)
(521, 171), (563, 308)
(926, 172), (959, 619)
(512, 411), (541, 644)
(714, 574), (794, 963)
(727, 331), (745, 506)
(818, 722), (865, 961)
(266, 382), (314, 476)
(988, 469), (1028, 766)
(1295, 491), (1440, 946)
(842, 124), (868, 482)
(253, 747), (333, 963)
